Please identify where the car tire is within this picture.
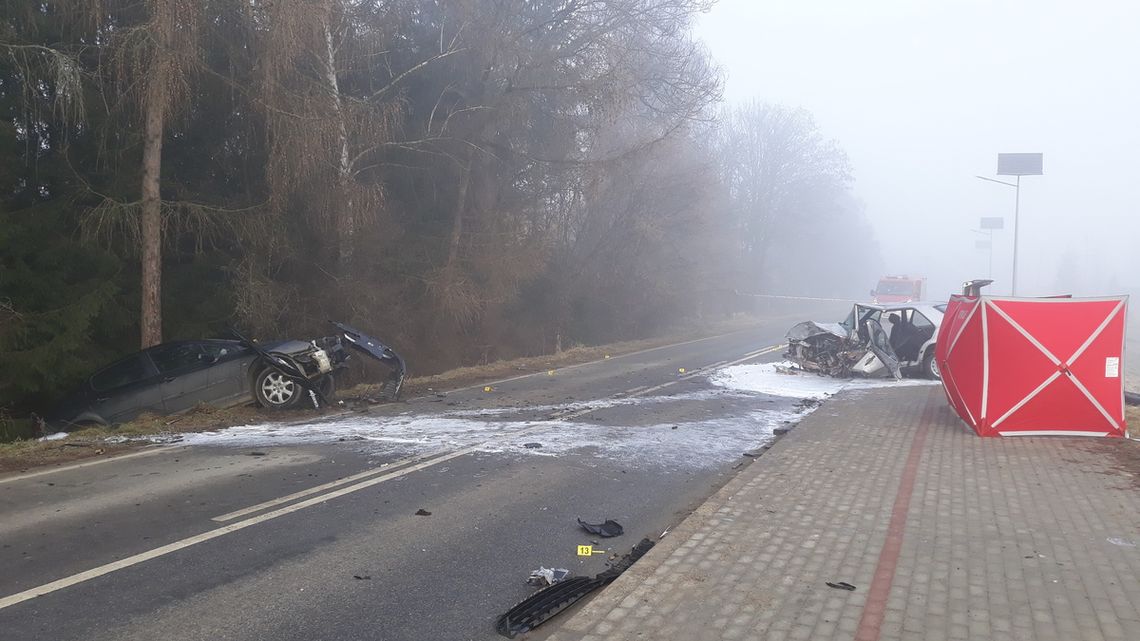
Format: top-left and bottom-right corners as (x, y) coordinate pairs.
(254, 367), (302, 410)
(923, 351), (941, 380)
(316, 373), (336, 401)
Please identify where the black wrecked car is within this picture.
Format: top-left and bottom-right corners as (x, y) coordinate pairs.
(47, 322), (405, 428)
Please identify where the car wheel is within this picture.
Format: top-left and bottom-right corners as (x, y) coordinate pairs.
(317, 374), (336, 400)
(254, 367), (302, 410)
(923, 351), (941, 380)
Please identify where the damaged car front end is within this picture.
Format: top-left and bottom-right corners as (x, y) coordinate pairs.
(232, 321), (407, 411)
(48, 321), (407, 428)
(785, 302), (944, 380)
(784, 321), (869, 378)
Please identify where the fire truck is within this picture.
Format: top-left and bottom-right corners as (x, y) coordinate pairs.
(871, 276), (926, 304)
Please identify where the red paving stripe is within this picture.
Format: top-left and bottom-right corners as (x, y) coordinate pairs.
(854, 387), (937, 641)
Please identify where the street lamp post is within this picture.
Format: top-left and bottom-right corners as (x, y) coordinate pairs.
(976, 153), (1042, 296)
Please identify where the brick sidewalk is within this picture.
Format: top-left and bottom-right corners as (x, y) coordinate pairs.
(543, 385), (1140, 641)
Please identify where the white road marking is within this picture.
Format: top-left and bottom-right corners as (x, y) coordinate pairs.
(0, 445), (183, 486)
(211, 451), (440, 522)
(0, 431), (549, 612)
(436, 327), (771, 395)
(0, 342), (787, 609)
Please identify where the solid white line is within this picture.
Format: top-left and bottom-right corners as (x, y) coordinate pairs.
(0, 433), (538, 612)
(0, 342), (788, 609)
(438, 326), (771, 395)
(211, 452), (438, 522)
(0, 445), (183, 486)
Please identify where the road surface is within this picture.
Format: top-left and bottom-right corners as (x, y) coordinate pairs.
(1, 306), (849, 641)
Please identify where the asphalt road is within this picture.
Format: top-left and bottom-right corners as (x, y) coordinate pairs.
(0, 305), (847, 641)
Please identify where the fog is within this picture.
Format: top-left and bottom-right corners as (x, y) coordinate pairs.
(698, 0), (1140, 300)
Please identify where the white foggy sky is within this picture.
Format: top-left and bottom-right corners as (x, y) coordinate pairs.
(697, 0), (1140, 299)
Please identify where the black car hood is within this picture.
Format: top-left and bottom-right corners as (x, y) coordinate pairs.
(330, 321), (406, 376)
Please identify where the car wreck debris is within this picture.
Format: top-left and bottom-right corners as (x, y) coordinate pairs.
(577, 518), (624, 538)
(47, 320), (407, 429)
(526, 567), (571, 586)
(496, 538), (655, 638)
(784, 321), (868, 378)
(785, 302), (946, 380)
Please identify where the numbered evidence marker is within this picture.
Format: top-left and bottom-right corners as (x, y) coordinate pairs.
(577, 545), (607, 556)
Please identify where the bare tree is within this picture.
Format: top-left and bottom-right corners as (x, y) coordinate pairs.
(715, 102), (852, 293)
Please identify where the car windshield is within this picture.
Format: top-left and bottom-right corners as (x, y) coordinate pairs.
(876, 281), (915, 295)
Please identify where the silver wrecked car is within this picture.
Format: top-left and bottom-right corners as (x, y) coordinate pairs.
(785, 302), (945, 379)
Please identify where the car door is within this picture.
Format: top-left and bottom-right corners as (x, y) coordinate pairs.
(865, 320), (902, 379)
(87, 354), (164, 423)
(201, 341), (255, 404)
(906, 310), (937, 365)
(147, 342), (216, 413)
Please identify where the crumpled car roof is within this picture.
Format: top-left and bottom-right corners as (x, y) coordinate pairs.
(785, 321), (847, 342)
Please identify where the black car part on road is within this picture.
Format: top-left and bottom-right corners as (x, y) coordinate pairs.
(495, 538), (655, 638)
(330, 321), (406, 401)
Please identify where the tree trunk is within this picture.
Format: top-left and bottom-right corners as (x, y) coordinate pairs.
(445, 156), (473, 272)
(139, 88), (165, 349)
(323, 12), (354, 274)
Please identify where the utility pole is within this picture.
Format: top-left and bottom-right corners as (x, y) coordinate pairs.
(977, 153), (1042, 296)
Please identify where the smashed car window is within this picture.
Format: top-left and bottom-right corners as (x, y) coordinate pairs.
(91, 355), (150, 392)
(840, 307), (856, 332)
(149, 343), (207, 374)
(201, 342), (246, 360)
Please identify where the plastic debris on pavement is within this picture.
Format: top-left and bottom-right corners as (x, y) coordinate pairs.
(577, 517), (624, 538)
(526, 567), (571, 587)
(496, 538), (655, 638)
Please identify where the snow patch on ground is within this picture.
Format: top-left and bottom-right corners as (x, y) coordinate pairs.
(180, 391), (796, 469)
(710, 361), (938, 400)
(175, 360), (934, 468)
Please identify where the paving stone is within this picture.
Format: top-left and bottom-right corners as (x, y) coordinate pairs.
(544, 386), (1140, 641)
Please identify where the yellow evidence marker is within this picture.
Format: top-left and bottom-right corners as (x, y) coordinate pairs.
(577, 545), (607, 556)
